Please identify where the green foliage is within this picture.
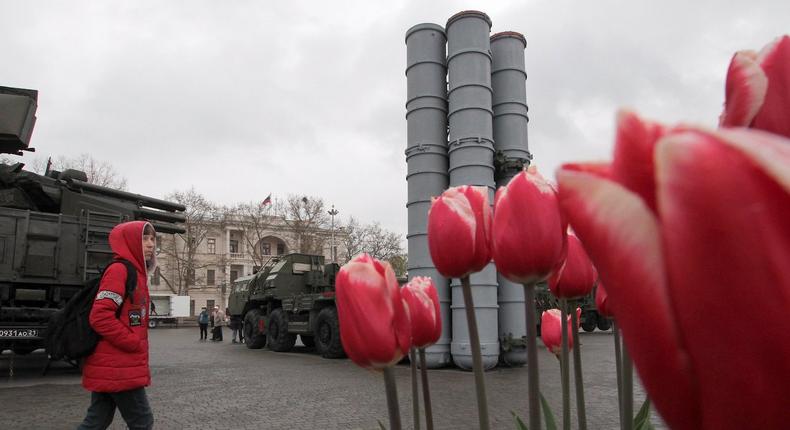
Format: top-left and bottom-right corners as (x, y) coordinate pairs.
(539, 392), (558, 430)
(633, 398), (655, 430)
(511, 410), (528, 430)
(377, 419), (387, 430)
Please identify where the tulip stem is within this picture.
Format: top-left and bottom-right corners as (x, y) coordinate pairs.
(622, 338), (634, 430)
(560, 299), (571, 430)
(419, 348), (434, 430)
(410, 348), (421, 430)
(383, 367), (402, 430)
(461, 275), (490, 430)
(522, 283), (541, 430)
(613, 320), (624, 430)
(570, 303), (587, 430)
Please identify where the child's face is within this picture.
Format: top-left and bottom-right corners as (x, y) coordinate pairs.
(143, 233), (156, 261)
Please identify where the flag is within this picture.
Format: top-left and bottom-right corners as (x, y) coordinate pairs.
(262, 194), (272, 206)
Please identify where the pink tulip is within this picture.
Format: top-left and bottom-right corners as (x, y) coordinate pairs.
(594, 282), (613, 319)
(556, 115), (790, 430)
(427, 185), (492, 278)
(401, 276), (442, 348)
(720, 35), (790, 138)
(540, 308), (581, 356)
(492, 167), (567, 284)
(548, 233), (597, 299)
(336, 253), (412, 369)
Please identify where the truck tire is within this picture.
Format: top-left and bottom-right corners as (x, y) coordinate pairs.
(314, 307), (345, 359)
(244, 309), (266, 349)
(300, 335), (315, 348)
(267, 308), (296, 352)
(597, 316), (612, 331)
(581, 315), (597, 332)
(148, 319), (158, 329)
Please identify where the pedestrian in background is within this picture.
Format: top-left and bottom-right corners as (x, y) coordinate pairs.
(211, 306), (226, 341)
(229, 314), (243, 344)
(197, 307), (209, 341)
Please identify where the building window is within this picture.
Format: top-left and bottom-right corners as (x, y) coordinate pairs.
(207, 238), (216, 254)
(207, 299), (215, 311)
(229, 240), (239, 254)
(190, 299), (195, 316)
(277, 243), (285, 255)
(152, 267), (161, 286)
(207, 269), (215, 286)
(230, 270), (238, 283)
(261, 242), (271, 255)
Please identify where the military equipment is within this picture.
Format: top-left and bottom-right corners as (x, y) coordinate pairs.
(0, 86), (186, 356)
(533, 283), (610, 335)
(227, 253), (345, 358)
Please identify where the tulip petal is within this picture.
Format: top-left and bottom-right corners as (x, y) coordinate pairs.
(656, 127), (790, 429)
(612, 110), (669, 213)
(556, 167), (698, 430)
(719, 50), (768, 128)
(752, 35), (790, 137)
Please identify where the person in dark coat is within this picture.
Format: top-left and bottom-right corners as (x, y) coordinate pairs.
(197, 307), (210, 341)
(78, 221), (156, 430)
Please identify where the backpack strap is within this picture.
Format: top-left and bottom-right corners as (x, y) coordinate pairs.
(105, 259), (138, 319)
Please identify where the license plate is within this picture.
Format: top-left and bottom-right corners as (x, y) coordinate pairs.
(0, 328), (41, 339)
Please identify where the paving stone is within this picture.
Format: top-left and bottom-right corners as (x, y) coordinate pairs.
(0, 328), (665, 429)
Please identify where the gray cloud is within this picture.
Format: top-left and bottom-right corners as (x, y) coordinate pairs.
(2, 0), (788, 239)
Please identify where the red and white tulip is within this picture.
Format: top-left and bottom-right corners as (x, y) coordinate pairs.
(720, 35), (790, 138)
(427, 185), (492, 278)
(492, 167), (567, 284)
(335, 253), (412, 370)
(556, 113), (790, 429)
(548, 233), (597, 300)
(401, 277), (442, 349)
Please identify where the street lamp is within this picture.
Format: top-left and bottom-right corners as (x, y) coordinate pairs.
(328, 205), (339, 263)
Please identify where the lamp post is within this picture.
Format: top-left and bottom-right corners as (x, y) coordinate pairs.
(328, 205), (339, 263)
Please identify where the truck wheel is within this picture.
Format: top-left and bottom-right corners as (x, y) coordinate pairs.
(244, 309), (266, 349)
(148, 319), (158, 329)
(581, 315), (597, 332)
(300, 335), (315, 348)
(314, 307), (345, 359)
(267, 308), (296, 352)
(597, 317), (612, 331)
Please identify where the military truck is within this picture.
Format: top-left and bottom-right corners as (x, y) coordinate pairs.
(0, 86), (186, 355)
(227, 253), (345, 358)
(534, 283), (610, 334)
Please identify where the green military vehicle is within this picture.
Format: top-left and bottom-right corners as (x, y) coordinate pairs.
(227, 253), (346, 358)
(534, 283), (611, 334)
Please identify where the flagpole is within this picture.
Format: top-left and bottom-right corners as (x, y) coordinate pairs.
(328, 205), (339, 263)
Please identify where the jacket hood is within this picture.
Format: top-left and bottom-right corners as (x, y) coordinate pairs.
(109, 221), (156, 276)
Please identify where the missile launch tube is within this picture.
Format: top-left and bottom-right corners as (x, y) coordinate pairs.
(405, 23), (451, 368)
(446, 10), (499, 371)
(491, 31), (530, 367)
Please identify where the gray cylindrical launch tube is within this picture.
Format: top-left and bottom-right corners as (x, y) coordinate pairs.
(405, 23), (451, 368)
(446, 10), (499, 371)
(491, 31), (531, 367)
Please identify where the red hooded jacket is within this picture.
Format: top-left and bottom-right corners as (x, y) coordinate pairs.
(82, 221), (154, 393)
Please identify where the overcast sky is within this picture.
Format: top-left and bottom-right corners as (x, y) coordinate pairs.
(2, 1), (787, 239)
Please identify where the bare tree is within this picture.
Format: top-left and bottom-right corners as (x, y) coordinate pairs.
(158, 188), (222, 295)
(277, 195), (329, 254)
(341, 217), (404, 265)
(233, 200), (280, 269)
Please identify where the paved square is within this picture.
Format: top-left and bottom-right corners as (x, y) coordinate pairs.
(0, 328), (664, 429)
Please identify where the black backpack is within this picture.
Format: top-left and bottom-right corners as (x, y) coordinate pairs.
(45, 259), (137, 361)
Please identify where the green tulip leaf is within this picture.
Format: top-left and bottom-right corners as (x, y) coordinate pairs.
(511, 410), (529, 430)
(539, 392), (558, 430)
(377, 419), (387, 430)
(633, 398), (655, 430)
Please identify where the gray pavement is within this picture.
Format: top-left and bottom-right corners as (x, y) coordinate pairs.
(0, 328), (665, 429)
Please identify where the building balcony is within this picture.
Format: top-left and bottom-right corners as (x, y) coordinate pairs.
(229, 252), (245, 259)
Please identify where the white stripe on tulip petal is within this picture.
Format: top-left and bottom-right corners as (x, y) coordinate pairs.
(442, 188), (476, 241)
